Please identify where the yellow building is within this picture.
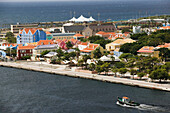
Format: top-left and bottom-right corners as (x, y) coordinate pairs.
(105, 39), (136, 54)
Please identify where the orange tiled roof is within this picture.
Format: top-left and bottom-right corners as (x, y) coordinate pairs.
(80, 43), (99, 52)
(74, 33), (84, 37)
(18, 46), (35, 50)
(79, 42), (88, 46)
(96, 31), (106, 35)
(137, 46), (155, 53)
(160, 26), (170, 30)
(20, 28), (43, 35)
(156, 43), (170, 48)
(46, 31), (51, 34)
(37, 40), (54, 45)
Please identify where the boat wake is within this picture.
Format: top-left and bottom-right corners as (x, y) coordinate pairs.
(116, 102), (170, 112)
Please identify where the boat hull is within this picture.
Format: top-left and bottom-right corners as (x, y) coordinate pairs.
(117, 97), (140, 106)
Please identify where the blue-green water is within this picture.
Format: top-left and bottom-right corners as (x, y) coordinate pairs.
(0, 0), (170, 27)
(0, 66), (170, 113)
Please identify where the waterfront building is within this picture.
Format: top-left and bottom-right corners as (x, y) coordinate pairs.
(46, 31), (53, 40)
(64, 23), (116, 37)
(11, 23), (38, 35)
(17, 28), (46, 44)
(33, 44), (59, 58)
(52, 33), (75, 40)
(105, 39), (136, 54)
(17, 46), (35, 60)
(73, 34), (85, 40)
(79, 42), (105, 58)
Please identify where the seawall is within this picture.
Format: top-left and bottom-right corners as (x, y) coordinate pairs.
(0, 62), (170, 92)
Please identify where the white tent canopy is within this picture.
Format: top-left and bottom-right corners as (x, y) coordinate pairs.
(89, 16), (96, 21)
(69, 15), (96, 22)
(69, 17), (77, 22)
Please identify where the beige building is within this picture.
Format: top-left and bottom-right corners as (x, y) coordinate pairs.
(52, 33), (75, 40)
(106, 39), (136, 53)
(11, 23), (38, 35)
(64, 23), (116, 37)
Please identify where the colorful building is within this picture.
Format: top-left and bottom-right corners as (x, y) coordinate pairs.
(46, 31), (53, 40)
(137, 46), (159, 57)
(79, 42), (105, 58)
(105, 39), (136, 54)
(17, 46), (35, 60)
(17, 28), (46, 44)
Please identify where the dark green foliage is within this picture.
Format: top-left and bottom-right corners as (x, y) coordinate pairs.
(88, 36), (111, 48)
(158, 48), (170, 61)
(137, 72), (146, 79)
(66, 41), (73, 49)
(5, 32), (16, 43)
(93, 48), (102, 59)
(120, 30), (170, 55)
(149, 69), (169, 82)
(21, 55), (31, 60)
(114, 62), (125, 68)
(41, 50), (50, 57)
(122, 28), (130, 33)
(6, 48), (17, 57)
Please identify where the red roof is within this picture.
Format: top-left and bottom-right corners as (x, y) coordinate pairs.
(46, 31), (51, 34)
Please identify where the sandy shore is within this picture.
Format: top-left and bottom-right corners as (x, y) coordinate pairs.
(0, 61), (170, 92)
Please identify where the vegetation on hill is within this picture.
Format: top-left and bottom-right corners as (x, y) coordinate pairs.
(120, 30), (170, 55)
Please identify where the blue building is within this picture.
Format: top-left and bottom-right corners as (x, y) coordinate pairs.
(17, 28), (46, 44)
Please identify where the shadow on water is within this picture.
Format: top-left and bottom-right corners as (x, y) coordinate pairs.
(116, 102), (170, 113)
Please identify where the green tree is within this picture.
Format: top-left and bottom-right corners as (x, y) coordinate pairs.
(66, 41), (73, 49)
(111, 66), (118, 76)
(118, 68), (128, 76)
(130, 69), (137, 79)
(114, 62), (125, 68)
(95, 65), (104, 75)
(122, 28), (130, 33)
(158, 48), (170, 61)
(41, 50), (50, 57)
(101, 62), (110, 75)
(56, 47), (64, 59)
(149, 69), (169, 82)
(88, 63), (95, 71)
(137, 72), (146, 79)
(5, 32), (16, 43)
(119, 53), (134, 62)
(93, 48), (102, 59)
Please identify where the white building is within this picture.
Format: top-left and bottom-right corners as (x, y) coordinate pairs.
(133, 26), (141, 34)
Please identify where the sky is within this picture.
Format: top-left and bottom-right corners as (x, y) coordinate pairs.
(0, 0), (107, 2)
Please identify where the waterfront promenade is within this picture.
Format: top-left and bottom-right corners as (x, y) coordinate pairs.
(0, 61), (170, 92)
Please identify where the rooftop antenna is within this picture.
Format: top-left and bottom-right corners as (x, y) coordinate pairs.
(88, 12), (91, 17)
(98, 13), (100, 22)
(70, 11), (72, 18)
(74, 11), (76, 17)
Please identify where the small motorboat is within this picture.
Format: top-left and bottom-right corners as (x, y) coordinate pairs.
(117, 96), (140, 106)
